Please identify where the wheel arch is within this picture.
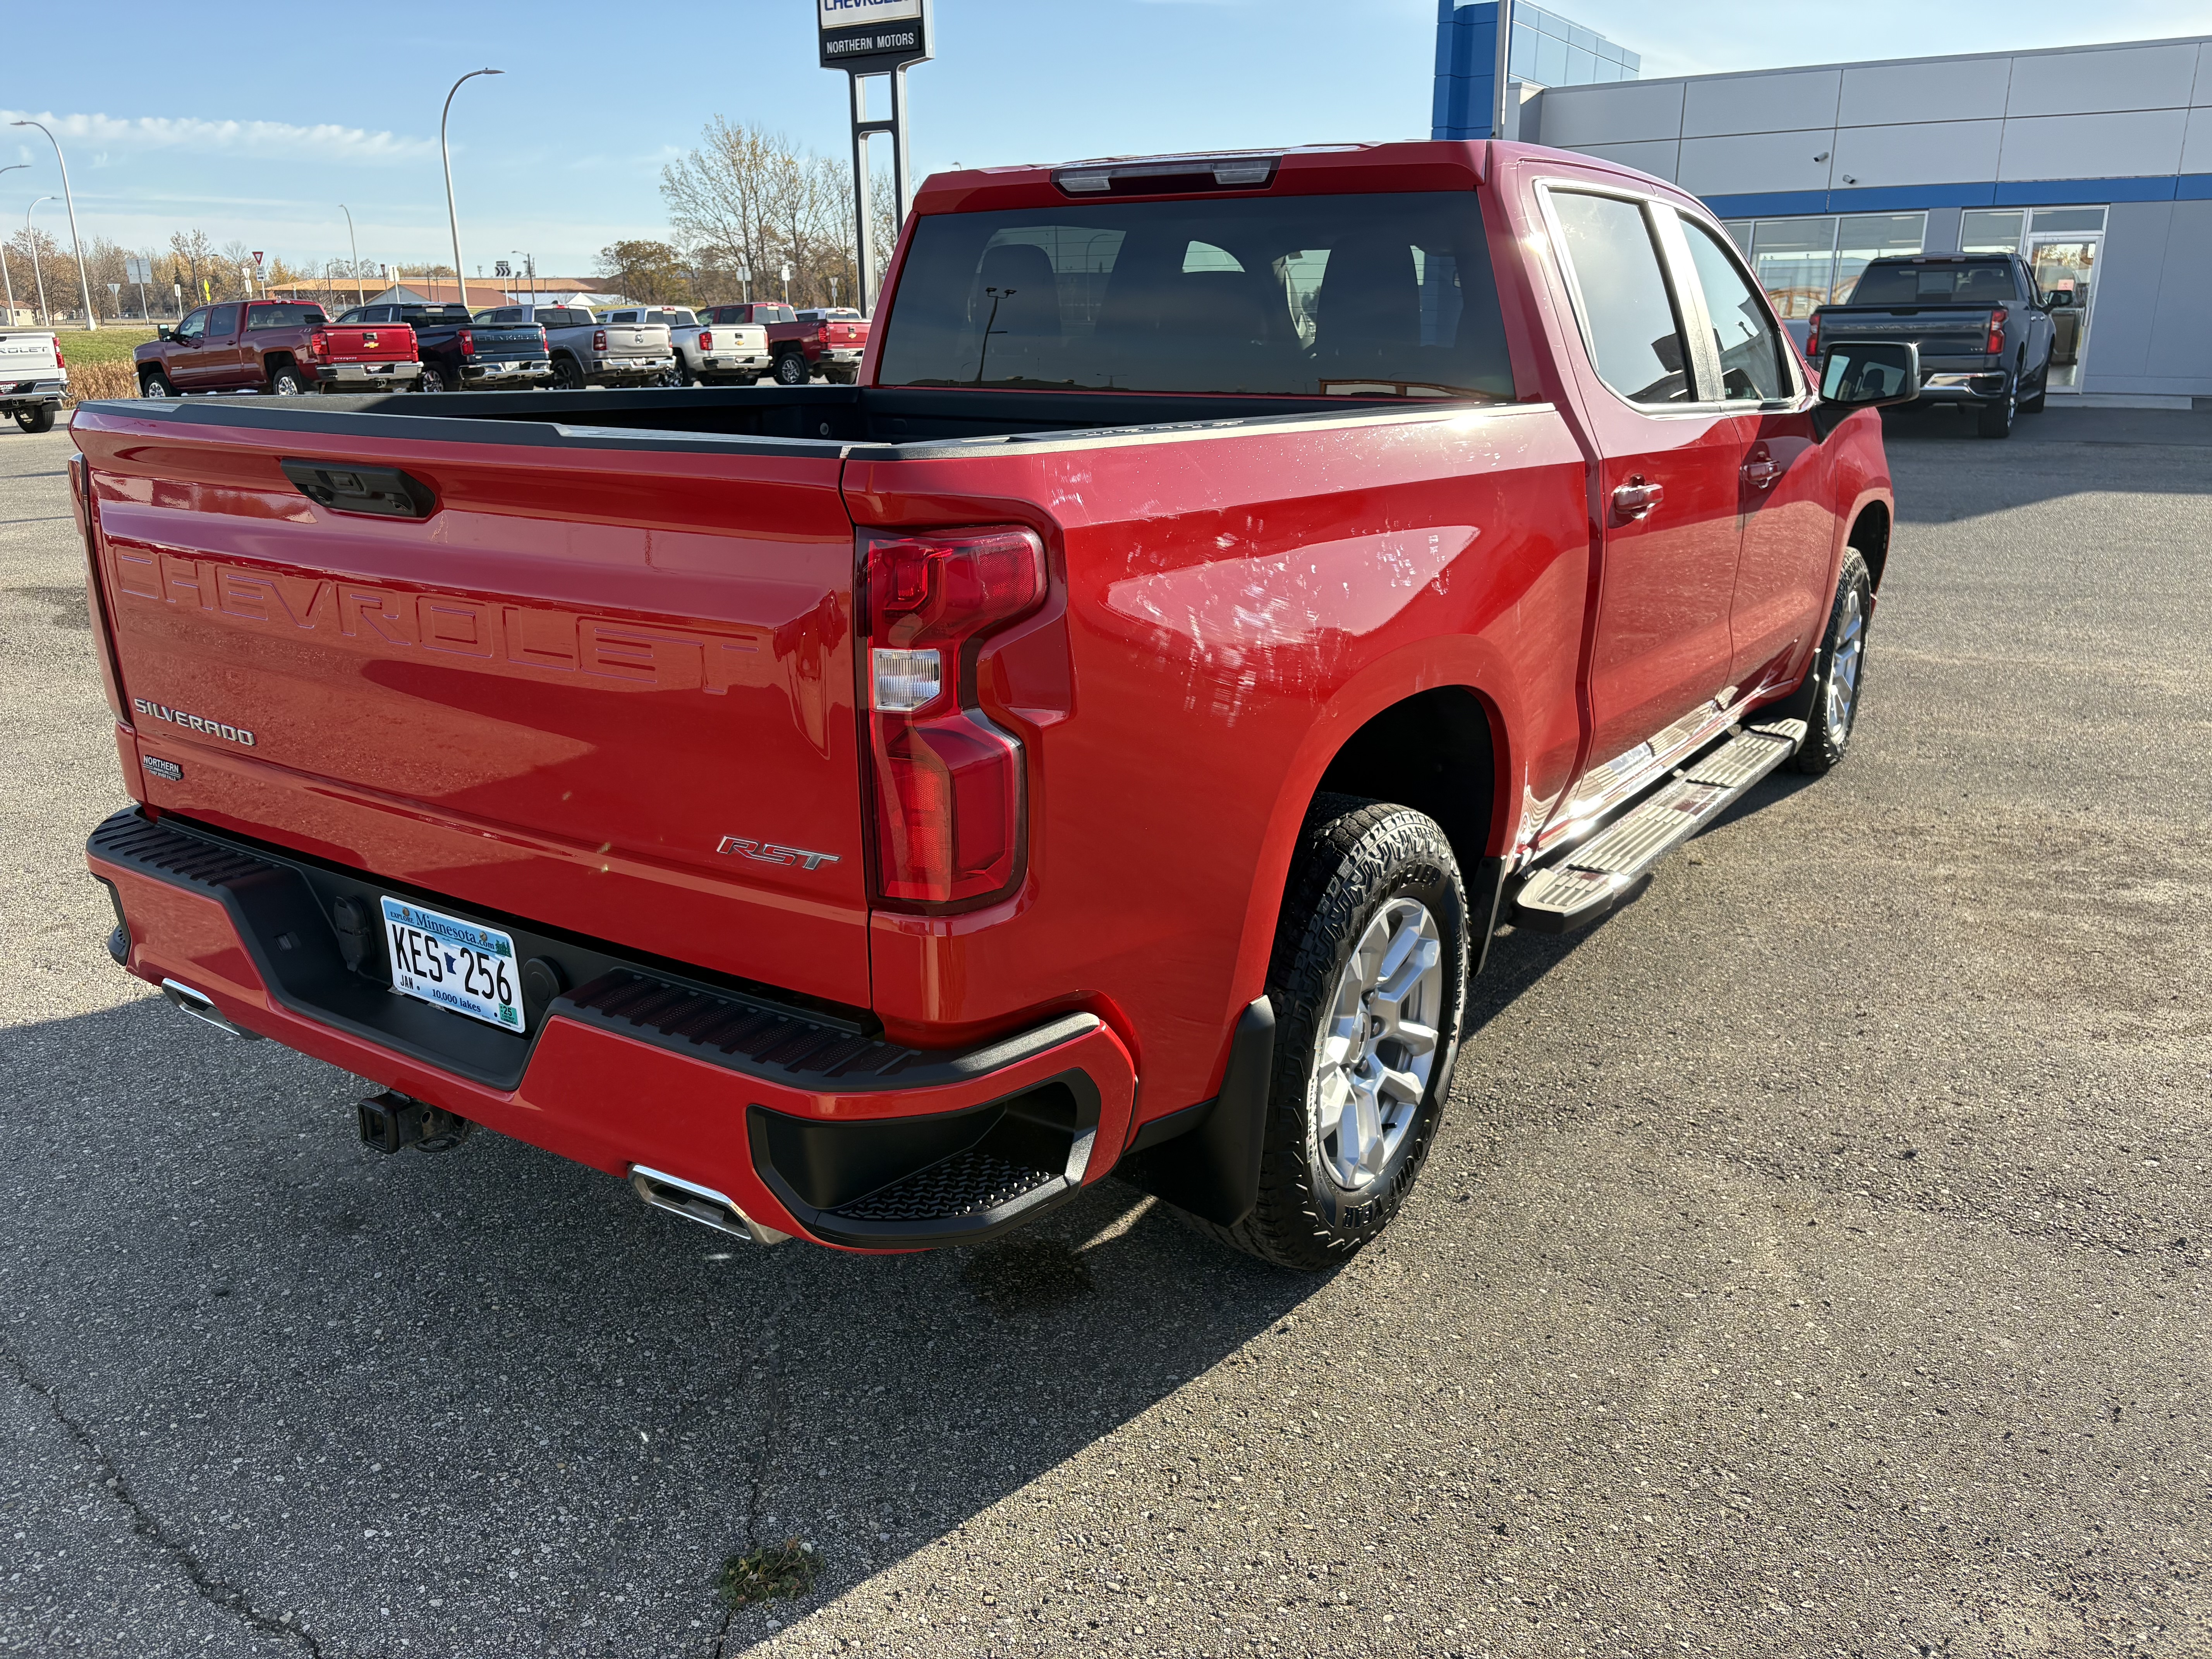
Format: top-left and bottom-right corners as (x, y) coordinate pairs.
(1847, 498), (1891, 591)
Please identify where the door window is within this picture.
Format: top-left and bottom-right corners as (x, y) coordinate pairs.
(1549, 191), (1692, 406)
(1680, 221), (1788, 402)
(205, 304), (240, 339)
(172, 310), (207, 344)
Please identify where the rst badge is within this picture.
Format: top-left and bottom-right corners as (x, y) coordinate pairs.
(718, 836), (841, 872)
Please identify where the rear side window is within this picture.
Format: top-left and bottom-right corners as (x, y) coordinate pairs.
(206, 304), (241, 338)
(1681, 221), (1788, 402)
(1548, 191), (1691, 406)
(877, 191), (1513, 400)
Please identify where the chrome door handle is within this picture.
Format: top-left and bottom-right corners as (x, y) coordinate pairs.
(1612, 478), (1664, 518)
(1742, 454), (1783, 489)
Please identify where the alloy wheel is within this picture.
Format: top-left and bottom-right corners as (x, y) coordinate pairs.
(1826, 584), (1865, 747)
(1311, 897), (1444, 1192)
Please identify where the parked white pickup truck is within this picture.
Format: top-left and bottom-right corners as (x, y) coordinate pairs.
(607, 306), (771, 387)
(0, 330), (67, 433)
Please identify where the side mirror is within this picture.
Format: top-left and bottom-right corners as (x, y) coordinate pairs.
(156, 325), (172, 340)
(1814, 340), (1918, 436)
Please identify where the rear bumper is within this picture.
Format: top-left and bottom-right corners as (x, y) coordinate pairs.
(1914, 371), (2012, 405)
(591, 356), (675, 382)
(460, 359), (553, 387)
(2, 376), (66, 404)
(314, 362), (422, 386)
(87, 808), (1135, 1251)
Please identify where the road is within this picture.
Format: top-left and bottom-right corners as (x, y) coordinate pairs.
(2, 403), (2207, 1659)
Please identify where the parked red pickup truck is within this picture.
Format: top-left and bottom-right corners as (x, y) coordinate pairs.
(73, 141), (1914, 1269)
(136, 301), (422, 397)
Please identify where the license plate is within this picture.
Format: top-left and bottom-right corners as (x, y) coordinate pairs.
(380, 897), (525, 1032)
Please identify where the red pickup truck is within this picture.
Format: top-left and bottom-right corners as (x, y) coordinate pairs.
(136, 301), (422, 397)
(72, 141), (1914, 1269)
(705, 302), (871, 385)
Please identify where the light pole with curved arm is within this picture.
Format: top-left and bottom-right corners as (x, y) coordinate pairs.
(10, 120), (98, 329)
(439, 69), (503, 309)
(25, 197), (55, 327)
(0, 163), (24, 323)
(340, 203), (365, 307)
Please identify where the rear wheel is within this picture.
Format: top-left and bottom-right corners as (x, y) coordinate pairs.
(15, 403), (56, 434)
(1977, 388), (2015, 438)
(773, 352), (809, 386)
(550, 355), (584, 391)
(1782, 551), (1873, 776)
(1190, 795), (1468, 1271)
(268, 364), (305, 396)
(670, 352), (694, 387)
(417, 364), (447, 394)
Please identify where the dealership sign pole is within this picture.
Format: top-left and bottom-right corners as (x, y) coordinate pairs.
(820, 0), (932, 316)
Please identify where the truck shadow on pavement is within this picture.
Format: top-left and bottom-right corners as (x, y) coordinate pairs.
(3, 995), (1312, 1657)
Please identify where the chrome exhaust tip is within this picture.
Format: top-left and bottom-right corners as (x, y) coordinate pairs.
(159, 979), (263, 1041)
(629, 1165), (789, 1247)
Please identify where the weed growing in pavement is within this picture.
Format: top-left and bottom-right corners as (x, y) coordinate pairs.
(718, 1538), (822, 1607)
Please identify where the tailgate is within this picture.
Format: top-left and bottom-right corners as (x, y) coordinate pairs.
(1819, 307), (1992, 356)
(73, 404), (869, 1005)
(0, 332), (62, 381)
(322, 325), (417, 363)
(605, 325), (671, 359)
(472, 324), (547, 357)
(828, 322), (868, 349)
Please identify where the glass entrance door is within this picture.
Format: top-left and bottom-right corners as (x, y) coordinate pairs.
(2027, 236), (2099, 393)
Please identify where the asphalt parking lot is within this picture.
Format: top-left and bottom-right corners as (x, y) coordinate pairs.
(2, 402), (2207, 1659)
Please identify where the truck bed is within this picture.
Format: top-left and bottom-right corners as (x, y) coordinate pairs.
(86, 384), (1423, 452)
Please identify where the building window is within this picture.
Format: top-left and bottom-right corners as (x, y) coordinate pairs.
(1506, 4), (1639, 86)
(1720, 212), (1928, 318)
(1960, 210), (2026, 254)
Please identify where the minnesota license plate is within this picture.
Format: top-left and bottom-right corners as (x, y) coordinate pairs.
(380, 897), (525, 1032)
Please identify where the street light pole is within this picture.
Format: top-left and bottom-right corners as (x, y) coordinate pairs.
(11, 119), (99, 329)
(340, 204), (365, 307)
(439, 69), (503, 312)
(0, 163), (24, 325)
(26, 198), (54, 327)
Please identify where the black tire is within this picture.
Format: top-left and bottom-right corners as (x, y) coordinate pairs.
(1976, 387), (2015, 438)
(550, 355), (584, 391)
(773, 351), (809, 386)
(15, 402), (57, 434)
(417, 364), (447, 394)
(670, 353), (694, 387)
(1780, 550), (1873, 776)
(141, 371), (174, 398)
(268, 363), (305, 396)
(1190, 795), (1468, 1271)
(2020, 357), (2049, 414)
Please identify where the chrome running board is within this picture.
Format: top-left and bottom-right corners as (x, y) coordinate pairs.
(1510, 720), (1806, 934)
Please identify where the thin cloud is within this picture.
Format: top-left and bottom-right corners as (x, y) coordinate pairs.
(0, 108), (438, 166)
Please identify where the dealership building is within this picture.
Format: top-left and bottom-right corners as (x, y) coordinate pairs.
(1435, 8), (2212, 406)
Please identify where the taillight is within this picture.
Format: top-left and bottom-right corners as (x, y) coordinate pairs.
(697, 330), (712, 351)
(54, 339), (66, 368)
(817, 324), (831, 343)
(308, 329), (328, 360)
(593, 328), (606, 351)
(536, 326), (548, 354)
(1986, 309), (2005, 354)
(459, 327), (475, 356)
(1805, 313), (1820, 358)
(864, 527), (1048, 907)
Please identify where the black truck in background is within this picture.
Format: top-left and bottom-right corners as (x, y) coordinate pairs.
(1809, 254), (2062, 438)
(332, 302), (552, 393)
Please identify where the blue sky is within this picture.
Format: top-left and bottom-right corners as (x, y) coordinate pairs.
(4, 0), (2207, 278)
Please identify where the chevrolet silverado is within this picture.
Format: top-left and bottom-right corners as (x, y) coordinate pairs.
(73, 141), (1914, 1269)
